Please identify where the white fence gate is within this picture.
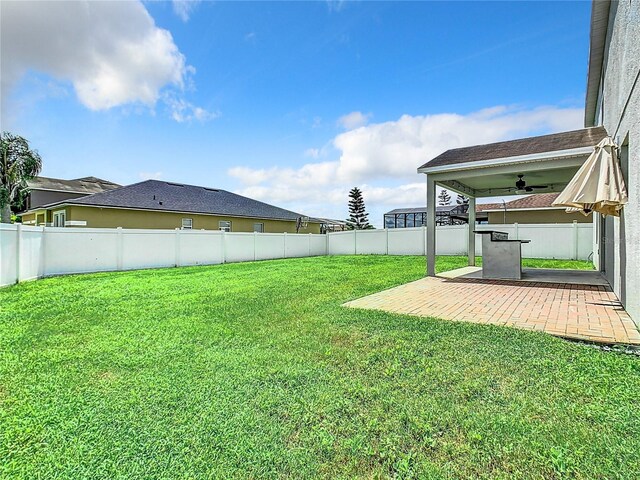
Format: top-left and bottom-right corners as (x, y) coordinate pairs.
(0, 222), (593, 287)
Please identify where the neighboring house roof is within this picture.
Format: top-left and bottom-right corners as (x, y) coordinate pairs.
(479, 193), (562, 212)
(389, 194), (563, 216)
(418, 127), (608, 170)
(39, 180), (318, 222)
(27, 176), (121, 194)
(584, 0), (612, 126)
(476, 203), (502, 212)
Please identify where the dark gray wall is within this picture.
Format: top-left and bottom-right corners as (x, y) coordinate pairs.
(27, 190), (88, 210)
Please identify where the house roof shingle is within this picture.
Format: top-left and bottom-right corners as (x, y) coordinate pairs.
(28, 176), (121, 194)
(482, 193), (561, 211)
(476, 203), (502, 212)
(47, 180), (318, 222)
(386, 193), (563, 216)
(419, 126), (608, 170)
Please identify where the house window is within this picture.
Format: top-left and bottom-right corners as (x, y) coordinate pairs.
(181, 218), (193, 229)
(53, 210), (66, 227)
(219, 220), (232, 232)
(253, 223), (264, 233)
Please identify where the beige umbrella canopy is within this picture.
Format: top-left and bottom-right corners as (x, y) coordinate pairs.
(552, 136), (628, 217)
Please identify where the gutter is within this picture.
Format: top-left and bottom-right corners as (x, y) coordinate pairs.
(584, 0), (611, 127)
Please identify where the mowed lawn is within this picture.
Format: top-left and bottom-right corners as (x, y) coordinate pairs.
(1, 255), (638, 479)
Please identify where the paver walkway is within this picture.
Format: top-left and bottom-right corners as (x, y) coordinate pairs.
(344, 273), (640, 345)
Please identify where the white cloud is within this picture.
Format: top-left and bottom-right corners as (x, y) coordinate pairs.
(304, 148), (321, 158)
(139, 171), (164, 180)
(172, 0), (201, 22)
(228, 105), (583, 226)
(333, 105), (583, 182)
(337, 111), (372, 130)
(164, 95), (220, 123)
(1, 0), (208, 121)
(326, 0), (347, 13)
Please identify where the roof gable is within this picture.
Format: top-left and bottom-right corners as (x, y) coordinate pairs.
(27, 176), (121, 194)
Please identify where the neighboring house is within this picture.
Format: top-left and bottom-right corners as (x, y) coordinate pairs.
(384, 204), (468, 228)
(21, 180), (322, 233)
(385, 194), (590, 227)
(478, 193), (592, 224)
(21, 176), (120, 212)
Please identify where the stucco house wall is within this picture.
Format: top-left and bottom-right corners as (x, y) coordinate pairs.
(23, 206), (321, 234)
(596, 0), (640, 322)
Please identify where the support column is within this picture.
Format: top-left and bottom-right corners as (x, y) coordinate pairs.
(426, 175), (437, 276)
(468, 197), (476, 266)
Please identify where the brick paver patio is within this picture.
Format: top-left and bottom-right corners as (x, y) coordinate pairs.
(344, 272), (640, 345)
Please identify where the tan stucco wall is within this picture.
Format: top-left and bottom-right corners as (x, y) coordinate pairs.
(487, 209), (592, 224)
(20, 210), (49, 225)
(20, 212), (37, 224)
(62, 206), (321, 233)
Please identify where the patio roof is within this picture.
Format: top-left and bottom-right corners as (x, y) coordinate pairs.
(418, 127), (607, 199)
(419, 127), (607, 170)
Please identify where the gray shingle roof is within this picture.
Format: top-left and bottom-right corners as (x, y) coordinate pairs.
(51, 180), (318, 222)
(28, 176), (121, 194)
(419, 127), (608, 170)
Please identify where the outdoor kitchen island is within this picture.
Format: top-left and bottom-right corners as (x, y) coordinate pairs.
(475, 230), (530, 280)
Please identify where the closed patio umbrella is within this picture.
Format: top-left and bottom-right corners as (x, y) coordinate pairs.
(552, 136), (627, 216)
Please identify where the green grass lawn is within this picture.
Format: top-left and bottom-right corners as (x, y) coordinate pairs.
(1, 255), (636, 479)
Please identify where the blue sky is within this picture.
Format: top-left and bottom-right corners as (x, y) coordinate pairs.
(2, 1), (592, 226)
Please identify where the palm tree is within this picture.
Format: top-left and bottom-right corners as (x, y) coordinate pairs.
(1, 132), (42, 223)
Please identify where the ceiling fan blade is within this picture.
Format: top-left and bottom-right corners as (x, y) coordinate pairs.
(528, 185), (549, 189)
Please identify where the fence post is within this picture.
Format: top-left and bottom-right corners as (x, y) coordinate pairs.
(513, 222), (519, 240)
(308, 233), (312, 257)
(422, 225), (427, 256)
(15, 224), (22, 283)
(283, 232), (287, 258)
(254, 231), (257, 261)
(221, 231), (226, 264)
(572, 220), (578, 260)
(175, 228), (181, 267)
(354, 229), (358, 255)
(116, 227), (124, 271)
(326, 232), (330, 255)
(38, 226), (46, 279)
(386, 228), (390, 255)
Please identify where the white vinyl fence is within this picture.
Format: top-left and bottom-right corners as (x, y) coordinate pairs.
(0, 222), (593, 287)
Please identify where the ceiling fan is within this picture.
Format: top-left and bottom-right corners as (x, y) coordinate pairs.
(514, 174), (548, 193)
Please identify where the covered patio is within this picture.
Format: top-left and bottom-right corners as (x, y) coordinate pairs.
(417, 127), (609, 277)
(344, 127), (639, 345)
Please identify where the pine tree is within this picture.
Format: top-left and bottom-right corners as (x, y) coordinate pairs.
(437, 189), (451, 206)
(456, 194), (469, 205)
(346, 187), (371, 230)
